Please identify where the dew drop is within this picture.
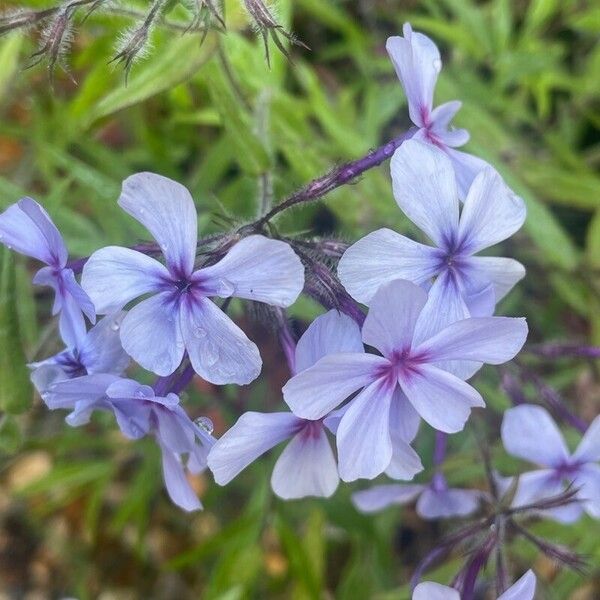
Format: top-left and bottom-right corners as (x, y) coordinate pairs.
(217, 278), (235, 297)
(194, 416), (214, 435)
(134, 389), (146, 398)
(110, 320), (120, 331)
(433, 58), (442, 72)
(201, 339), (219, 367)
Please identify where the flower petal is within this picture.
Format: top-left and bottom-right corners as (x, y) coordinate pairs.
(207, 411), (301, 485)
(413, 582), (460, 600)
(458, 168), (526, 254)
(82, 246), (170, 313)
(160, 444), (202, 512)
(180, 296), (261, 385)
(574, 463), (600, 519)
(271, 423), (339, 499)
(400, 364), (485, 433)
(42, 373), (118, 410)
(294, 309), (364, 373)
(362, 279), (428, 358)
(0, 197), (67, 267)
(501, 405), (569, 467)
(390, 387), (421, 443)
(573, 415), (600, 463)
(415, 316), (528, 365)
(390, 140), (459, 248)
(386, 23), (441, 127)
(120, 292), (185, 377)
(352, 483), (424, 513)
(78, 312), (130, 375)
(498, 570), (536, 600)
(416, 487), (481, 519)
(337, 228), (439, 304)
(283, 353), (386, 420)
(118, 173), (198, 276)
(195, 235), (304, 307)
(385, 432), (423, 481)
(462, 256), (525, 304)
(444, 147), (489, 200)
(337, 378), (395, 481)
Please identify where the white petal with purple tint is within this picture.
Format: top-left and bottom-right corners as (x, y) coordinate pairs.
(573, 415), (600, 463)
(160, 444), (202, 512)
(390, 140), (459, 248)
(180, 296), (261, 385)
(208, 412), (301, 485)
(294, 310), (364, 373)
(416, 487), (481, 519)
(413, 582), (460, 600)
(352, 484), (424, 513)
(461, 256), (525, 304)
(118, 172), (198, 277)
(498, 570), (536, 600)
(120, 292), (185, 377)
(82, 246), (170, 313)
(337, 228), (439, 304)
(271, 423), (339, 499)
(501, 405), (569, 468)
(195, 235), (304, 307)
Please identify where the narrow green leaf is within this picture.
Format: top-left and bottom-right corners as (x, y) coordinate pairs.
(0, 248), (33, 415)
(0, 414), (22, 454)
(0, 34), (23, 103)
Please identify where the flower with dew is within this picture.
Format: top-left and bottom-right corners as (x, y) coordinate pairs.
(42, 375), (215, 511)
(352, 473), (484, 520)
(283, 279), (527, 481)
(81, 172), (304, 383)
(0, 197), (95, 346)
(500, 404), (600, 523)
(413, 569), (536, 600)
(338, 141), (526, 345)
(208, 310), (422, 499)
(387, 23), (489, 196)
(30, 311), (129, 394)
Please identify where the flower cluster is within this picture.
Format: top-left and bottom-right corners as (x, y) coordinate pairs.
(1, 22), (596, 597)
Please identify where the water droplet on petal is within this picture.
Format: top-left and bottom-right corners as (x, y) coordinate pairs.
(433, 58), (442, 72)
(110, 320), (120, 331)
(201, 338), (219, 367)
(217, 278), (235, 297)
(134, 389), (146, 398)
(194, 416), (214, 434)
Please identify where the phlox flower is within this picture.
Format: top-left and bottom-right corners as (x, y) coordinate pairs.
(30, 311), (129, 394)
(207, 310), (422, 499)
(81, 172), (304, 383)
(413, 569), (536, 600)
(0, 197), (95, 346)
(283, 279), (527, 481)
(387, 23), (489, 196)
(352, 473), (483, 520)
(42, 375), (214, 511)
(338, 141), (526, 342)
(501, 404), (600, 523)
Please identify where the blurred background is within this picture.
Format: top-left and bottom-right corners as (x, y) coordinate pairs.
(0, 0), (599, 598)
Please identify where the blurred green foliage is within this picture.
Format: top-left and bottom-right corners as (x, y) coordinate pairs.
(0, 0), (598, 598)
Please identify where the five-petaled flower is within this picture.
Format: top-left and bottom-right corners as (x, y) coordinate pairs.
(207, 310), (423, 498)
(338, 140), (526, 350)
(413, 569), (536, 600)
(43, 375), (215, 511)
(501, 404), (600, 523)
(283, 279), (527, 481)
(81, 172), (305, 384)
(0, 197), (96, 346)
(387, 23), (489, 196)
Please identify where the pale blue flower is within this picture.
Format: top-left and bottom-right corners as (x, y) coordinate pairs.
(81, 172), (304, 383)
(0, 197), (95, 346)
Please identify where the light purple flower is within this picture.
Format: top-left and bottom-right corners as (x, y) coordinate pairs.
(30, 311), (129, 394)
(43, 375), (214, 511)
(386, 23), (489, 196)
(207, 310), (413, 499)
(283, 279), (527, 481)
(0, 197), (95, 346)
(81, 172), (304, 383)
(501, 404), (600, 523)
(413, 569), (536, 600)
(352, 473), (483, 519)
(338, 141), (526, 340)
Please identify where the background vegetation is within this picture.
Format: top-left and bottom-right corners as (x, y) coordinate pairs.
(0, 0), (598, 597)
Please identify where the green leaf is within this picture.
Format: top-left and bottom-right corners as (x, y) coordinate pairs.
(0, 248), (33, 415)
(0, 414), (22, 454)
(0, 34), (23, 104)
(82, 33), (217, 128)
